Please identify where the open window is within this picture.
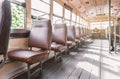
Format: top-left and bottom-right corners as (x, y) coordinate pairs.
(10, 0), (25, 29)
(53, 1), (63, 23)
(31, 0), (50, 20)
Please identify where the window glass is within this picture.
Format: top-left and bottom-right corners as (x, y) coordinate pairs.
(41, 0), (50, 4)
(53, 16), (62, 23)
(71, 21), (76, 25)
(31, 0), (50, 19)
(77, 16), (79, 23)
(31, 0), (50, 13)
(31, 9), (49, 19)
(90, 21), (113, 29)
(72, 13), (76, 22)
(65, 20), (71, 26)
(65, 9), (70, 20)
(11, 0), (25, 3)
(53, 1), (63, 17)
(11, 3), (25, 29)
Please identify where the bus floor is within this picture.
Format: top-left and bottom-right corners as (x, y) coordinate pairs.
(14, 39), (120, 79)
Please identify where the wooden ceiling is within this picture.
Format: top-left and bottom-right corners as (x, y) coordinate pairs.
(59, 0), (120, 22)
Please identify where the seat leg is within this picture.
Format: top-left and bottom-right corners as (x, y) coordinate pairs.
(39, 61), (42, 74)
(54, 51), (57, 62)
(27, 64), (31, 79)
(66, 46), (69, 54)
(59, 52), (62, 62)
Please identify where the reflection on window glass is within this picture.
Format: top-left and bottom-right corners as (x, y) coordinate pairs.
(65, 9), (70, 20)
(53, 1), (63, 17)
(11, 3), (24, 29)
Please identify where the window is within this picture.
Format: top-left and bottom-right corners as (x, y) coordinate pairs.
(31, 0), (50, 19)
(77, 15), (79, 23)
(53, 1), (63, 23)
(65, 8), (71, 20)
(10, 0), (25, 29)
(53, 1), (63, 17)
(53, 16), (62, 23)
(65, 20), (71, 26)
(71, 21), (76, 25)
(72, 13), (76, 22)
(90, 21), (113, 29)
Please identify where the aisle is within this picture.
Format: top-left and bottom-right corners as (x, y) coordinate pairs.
(15, 39), (120, 79)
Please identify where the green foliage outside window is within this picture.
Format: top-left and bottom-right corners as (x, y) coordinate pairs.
(11, 3), (25, 29)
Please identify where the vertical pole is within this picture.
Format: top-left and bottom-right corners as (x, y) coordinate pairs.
(26, 0), (31, 29)
(63, 4), (65, 23)
(70, 10), (72, 26)
(27, 64), (31, 79)
(75, 13), (77, 26)
(50, 0), (53, 23)
(108, 0), (111, 53)
(114, 19), (117, 53)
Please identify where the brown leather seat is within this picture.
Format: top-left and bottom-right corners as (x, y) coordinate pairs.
(51, 24), (67, 50)
(0, 0), (11, 67)
(75, 27), (81, 43)
(66, 25), (76, 53)
(67, 25), (76, 47)
(51, 23), (67, 62)
(8, 19), (52, 79)
(80, 27), (85, 41)
(67, 41), (73, 46)
(8, 49), (48, 65)
(51, 44), (66, 52)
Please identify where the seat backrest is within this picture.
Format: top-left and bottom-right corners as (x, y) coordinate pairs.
(75, 27), (80, 39)
(81, 27), (84, 36)
(67, 25), (75, 41)
(52, 23), (67, 45)
(0, 0), (11, 55)
(28, 19), (52, 50)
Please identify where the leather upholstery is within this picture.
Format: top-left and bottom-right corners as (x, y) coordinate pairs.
(67, 41), (73, 46)
(8, 49), (48, 65)
(67, 25), (76, 42)
(28, 20), (52, 50)
(8, 19), (52, 64)
(75, 27), (81, 39)
(51, 43), (66, 52)
(0, 0), (11, 55)
(52, 24), (67, 45)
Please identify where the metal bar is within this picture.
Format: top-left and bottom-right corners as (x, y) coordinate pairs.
(27, 64), (31, 79)
(39, 61), (42, 74)
(31, 8), (49, 15)
(108, 0), (111, 53)
(53, 14), (63, 18)
(40, 0), (50, 5)
(10, 0), (25, 7)
(54, 51), (57, 62)
(114, 20), (117, 53)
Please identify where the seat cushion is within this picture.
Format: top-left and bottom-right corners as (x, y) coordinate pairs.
(8, 49), (49, 65)
(67, 41), (73, 46)
(51, 43), (66, 52)
(75, 39), (80, 43)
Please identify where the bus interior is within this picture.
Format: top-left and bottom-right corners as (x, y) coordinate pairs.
(0, 0), (120, 79)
